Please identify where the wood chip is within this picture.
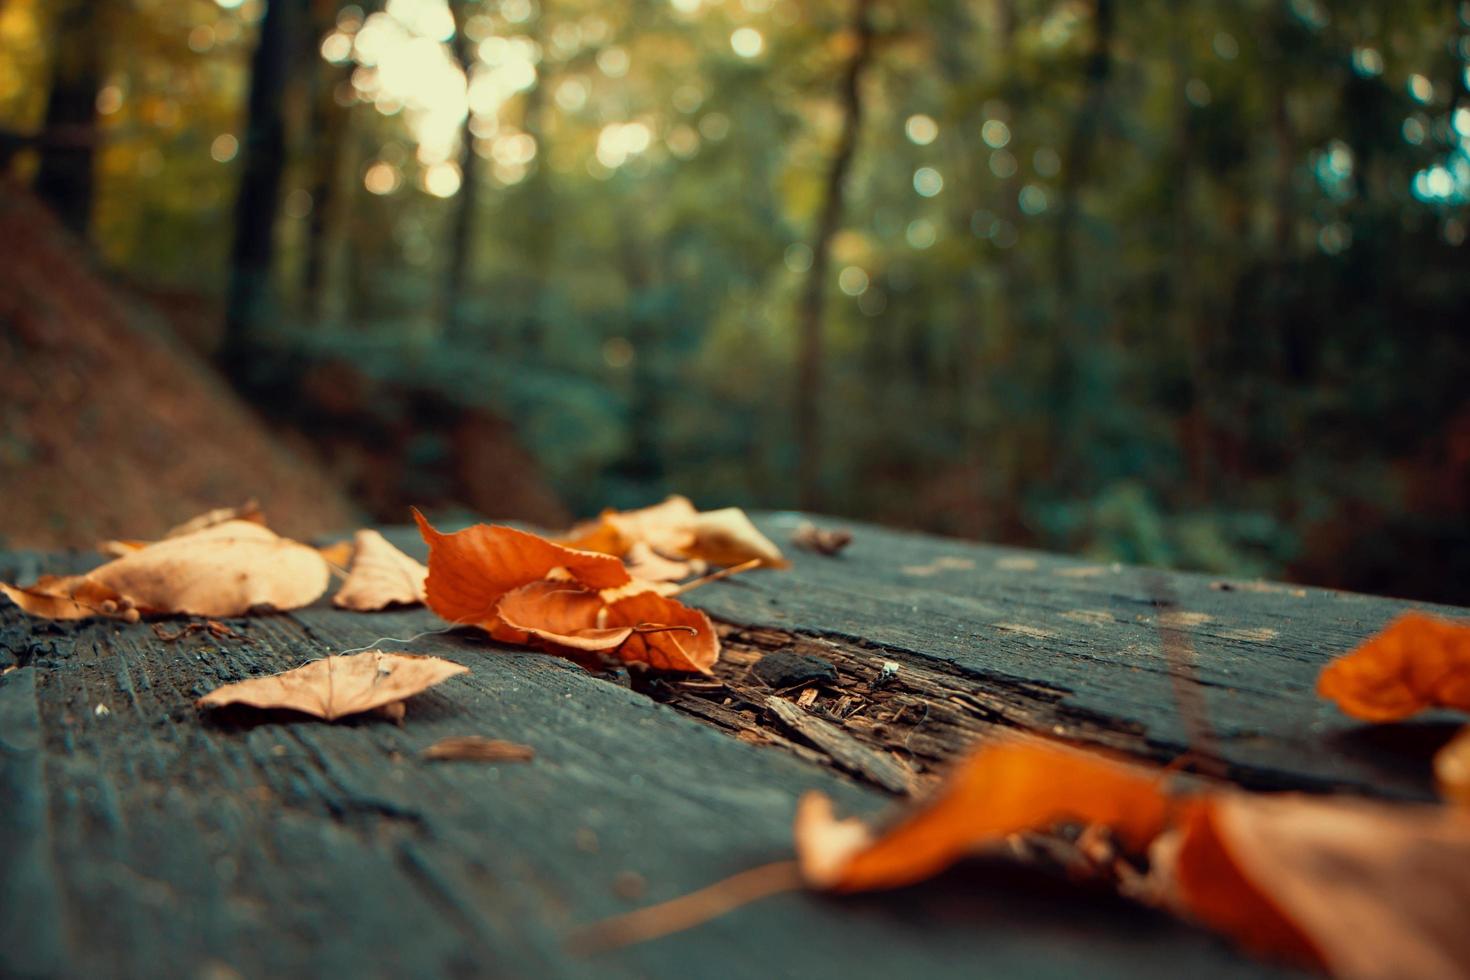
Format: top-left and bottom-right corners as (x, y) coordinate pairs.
(791, 521), (853, 556)
(422, 736), (535, 763)
(765, 695), (915, 795)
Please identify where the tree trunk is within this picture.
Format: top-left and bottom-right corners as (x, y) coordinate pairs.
(796, 0), (876, 511)
(35, 0), (104, 238)
(223, 0), (305, 374)
(1169, 9), (1209, 495)
(439, 0), (481, 339)
(1047, 0), (1114, 484)
(516, 1), (554, 352)
(300, 0), (361, 321)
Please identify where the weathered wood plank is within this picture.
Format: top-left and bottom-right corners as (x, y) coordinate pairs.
(0, 667), (69, 978)
(0, 601), (1296, 979)
(671, 515), (1461, 800)
(6, 511), (1448, 978)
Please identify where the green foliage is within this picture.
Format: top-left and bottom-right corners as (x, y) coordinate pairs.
(3, 0), (1468, 594)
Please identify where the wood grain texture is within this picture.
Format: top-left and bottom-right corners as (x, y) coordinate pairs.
(4, 511), (1449, 979)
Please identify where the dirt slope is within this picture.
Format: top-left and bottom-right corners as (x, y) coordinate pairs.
(0, 187), (359, 548)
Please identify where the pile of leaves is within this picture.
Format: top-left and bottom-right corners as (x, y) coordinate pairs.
(414, 495), (784, 673)
(0, 496), (784, 717)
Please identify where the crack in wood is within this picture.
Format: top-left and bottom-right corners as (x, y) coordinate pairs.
(641, 622), (1347, 799)
(635, 623), (1157, 797)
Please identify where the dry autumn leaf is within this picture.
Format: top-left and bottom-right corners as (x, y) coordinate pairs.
(89, 520), (329, 617)
(1434, 726), (1470, 807)
(422, 736), (535, 762)
(495, 579), (636, 651)
(1317, 612), (1470, 721)
(197, 651), (467, 721)
(563, 495), (788, 569)
(416, 509), (718, 673)
(686, 508), (789, 568)
(565, 495), (700, 556)
(164, 500), (266, 538)
(1161, 792), (1470, 979)
(794, 741), (1172, 891)
(96, 502), (268, 558)
(333, 529), (428, 611)
(601, 589), (719, 674)
(624, 541), (705, 583)
(3, 520), (330, 619)
(415, 508), (629, 632)
(317, 539), (356, 570)
(97, 539), (149, 558)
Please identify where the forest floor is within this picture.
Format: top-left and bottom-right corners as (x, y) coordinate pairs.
(0, 188), (358, 548)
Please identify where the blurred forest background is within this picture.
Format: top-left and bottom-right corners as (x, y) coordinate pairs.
(1, 0), (1468, 602)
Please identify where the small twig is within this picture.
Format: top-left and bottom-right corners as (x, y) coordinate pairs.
(569, 860), (803, 953)
(668, 559), (763, 597)
(152, 620), (238, 643)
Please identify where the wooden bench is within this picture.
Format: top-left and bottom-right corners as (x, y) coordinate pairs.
(1, 514), (1456, 978)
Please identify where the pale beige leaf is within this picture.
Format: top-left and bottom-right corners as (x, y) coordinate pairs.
(624, 541), (705, 583)
(687, 508), (788, 568)
(1434, 725), (1470, 807)
(197, 651), (468, 721)
(97, 539), (149, 558)
(89, 520), (329, 617)
(165, 500), (266, 538)
(333, 529), (428, 610)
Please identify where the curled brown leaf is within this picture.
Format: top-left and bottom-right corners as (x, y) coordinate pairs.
(196, 651), (467, 722)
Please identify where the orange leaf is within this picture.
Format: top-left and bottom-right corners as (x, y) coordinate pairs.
(1165, 800), (1325, 971)
(317, 539), (356, 569)
(197, 651), (467, 721)
(1166, 793), (1470, 978)
(332, 529), (427, 611)
(495, 580), (634, 652)
(1317, 613), (1470, 721)
(559, 516), (631, 556)
(601, 588), (720, 674)
(794, 740), (1172, 891)
(414, 509), (630, 630)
